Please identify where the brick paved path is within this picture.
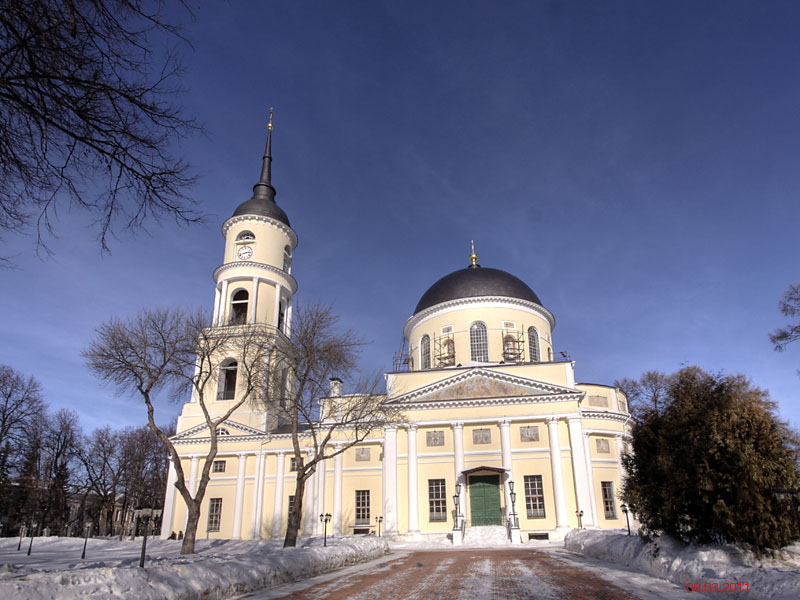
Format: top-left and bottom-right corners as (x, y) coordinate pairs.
(270, 549), (643, 599)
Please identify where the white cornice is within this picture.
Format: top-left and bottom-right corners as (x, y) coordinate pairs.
(580, 410), (630, 424)
(403, 296), (556, 339)
(213, 261), (298, 294)
(222, 214), (298, 249)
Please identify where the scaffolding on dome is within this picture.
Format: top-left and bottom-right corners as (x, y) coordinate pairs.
(501, 329), (525, 363)
(434, 333), (456, 368)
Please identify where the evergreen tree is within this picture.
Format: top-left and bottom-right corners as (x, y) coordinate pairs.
(623, 366), (800, 553)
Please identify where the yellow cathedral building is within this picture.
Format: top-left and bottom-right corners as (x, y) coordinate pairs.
(160, 119), (631, 544)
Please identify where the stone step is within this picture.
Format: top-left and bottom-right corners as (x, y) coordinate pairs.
(461, 525), (510, 546)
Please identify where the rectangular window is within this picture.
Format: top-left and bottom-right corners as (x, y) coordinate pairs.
(290, 456), (303, 471)
(441, 325), (453, 335)
(355, 447), (371, 462)
(502, 321), (516, 329)
(618, 397), (628, 414)
(601, 481), (617, 519)
(596, 438), (610, 454)
(426, 430), (444, 447)
(428, 479), (447, 522)
(288, 495), (295, 515)
(212, 460), (226, 473)
(524, 475), (546, 518)
(355, 490), (370, 525)
(207, 498), (222, 532)
(473, 428), (491, 444)
(520, 425), (539, 442)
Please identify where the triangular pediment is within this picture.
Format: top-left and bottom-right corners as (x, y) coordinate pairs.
(171, 420), (268, 443)
(388, 368), (583, 407)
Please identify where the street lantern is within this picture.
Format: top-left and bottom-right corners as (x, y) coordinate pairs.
(319, 513), (332, 547)
(455, 483), (461, 496)
(375, 516), (383, 537)
(575, 510), (584, 529)
(621, 503), (631, 536)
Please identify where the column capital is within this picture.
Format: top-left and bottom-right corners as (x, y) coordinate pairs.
(274, 450), (286, 457)
(333, 442), (344, 450)
(237, 452), (249, 459)
(384, 426), (398, 434)
(546, 417), (560, 425)
(567, 415), (583, 424)
(452, 421), (464, 430)
(499, 418), (511, 427)
(407, 423), (417, 432)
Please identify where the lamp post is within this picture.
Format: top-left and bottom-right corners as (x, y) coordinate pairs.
(621, 503), (631, 536)
(319, 513), (331, 547)
(508, 480), (518, 529)
(454, 483), (462, 529)
(575, 510), (583, 529)
(27, 521), (37, 555)
(17, 525), (25, 551)
(375, 516), (383, 537)
(81, 522), (93, 559)
(138, 509), (153, 568)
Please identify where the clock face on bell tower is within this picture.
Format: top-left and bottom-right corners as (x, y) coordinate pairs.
(237, 245), (253, 260)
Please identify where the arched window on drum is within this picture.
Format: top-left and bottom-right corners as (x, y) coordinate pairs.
(528, 326), (540, 362)
(470, 321), (488, 362)
(420, 335), (431, 370)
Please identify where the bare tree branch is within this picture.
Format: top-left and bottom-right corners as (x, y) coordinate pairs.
(0, 0), (201, 255)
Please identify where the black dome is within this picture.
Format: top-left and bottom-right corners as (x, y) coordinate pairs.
(414, 265), (542, 315)
(231, 197), (291, 227)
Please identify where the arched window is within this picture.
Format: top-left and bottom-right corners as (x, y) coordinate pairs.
(219, 360), (237, 400)
(470, 321), (488, 362)
(420, 335), (431, 370)
(230, 289), (249, 324)
(236, 230), (255, 241)
(528, 327), (540, 362)
(278, 300), (286, 333)
(283, 245), (292, 273)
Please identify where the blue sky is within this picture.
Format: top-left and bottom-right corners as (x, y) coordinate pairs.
(1, 1), (799, 433)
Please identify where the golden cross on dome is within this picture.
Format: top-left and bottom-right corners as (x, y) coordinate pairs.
(268, 107), (274, 131)
(470, 240), (478, 266)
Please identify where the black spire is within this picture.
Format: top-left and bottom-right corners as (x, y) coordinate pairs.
(251, 108), (276, 202)
(231, 108), (291, 226)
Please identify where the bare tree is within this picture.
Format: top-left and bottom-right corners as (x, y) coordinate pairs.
(78, 426), (124, 535)
(269, 304), (404, 548)
(615, 370), (672, 419)
(0, 0), (199, 253)
(770, 282), (800, 355)
(84, 308), (271, 553)
(0, 365), (46, 481)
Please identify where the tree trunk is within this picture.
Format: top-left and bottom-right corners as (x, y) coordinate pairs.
(283, 474), (307, 548)
(180, 499), (199, 554)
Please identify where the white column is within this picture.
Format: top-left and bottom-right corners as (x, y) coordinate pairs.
(184, 456), (199, 531)
(285, 300), (293, 335)
(232, 453), (248, 539)
(160, 459), (178, 538)
(567, 417), (594, 527)
(547, 418), (569, 529)
(315, 455), (327, 535)
(251, 452), (266, 539)
(271, 453), (286, 538)
(382, 427), (398, 534)
(615, 435), (627, 481)
(453, 422), (466, 521)
(333, 445), (343, 535)
(303, 452), (317, 535)
(407, 425), (419, 532)
(583, 432), (599, 527)
(212, 284), (221, 325)
(499, 419), (514, 521)
(249, 277), (259, 324)
(218, 280), (229, 326)
(273, 284), (283, 327)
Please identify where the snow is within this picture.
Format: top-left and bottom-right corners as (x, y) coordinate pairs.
(564, 528), (800, 600)
(0, 535), (388, 599)
(389, 525), (519, 549)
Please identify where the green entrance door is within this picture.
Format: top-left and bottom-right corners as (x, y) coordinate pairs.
(468, 474), (502, 526)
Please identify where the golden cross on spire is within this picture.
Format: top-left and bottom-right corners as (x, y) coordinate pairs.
(470, 240), (478, 266)
(268, 107), (274, 131)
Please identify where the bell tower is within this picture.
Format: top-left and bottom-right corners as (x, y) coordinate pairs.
(212, 110), (298, 332)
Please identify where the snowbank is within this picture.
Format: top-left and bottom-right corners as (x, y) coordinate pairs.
(0, 535), (388, 599)
(564, 529), (800, 600)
